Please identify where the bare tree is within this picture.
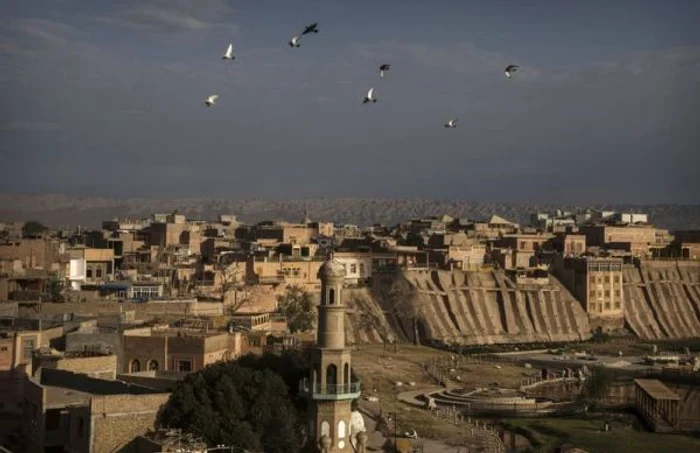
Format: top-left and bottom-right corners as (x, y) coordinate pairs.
(387, 277), (431, 346)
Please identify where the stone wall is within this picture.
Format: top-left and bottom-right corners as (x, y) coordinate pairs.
(623, 260), (700, 339)
(22, 300), (223, 319)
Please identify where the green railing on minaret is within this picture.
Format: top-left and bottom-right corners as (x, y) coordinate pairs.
(299, 378), (362, 401)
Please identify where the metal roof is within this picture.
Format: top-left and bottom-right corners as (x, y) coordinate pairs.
(634, 379), (682, 401)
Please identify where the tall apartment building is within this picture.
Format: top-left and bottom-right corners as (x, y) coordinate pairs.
(553, 256), (625, 332)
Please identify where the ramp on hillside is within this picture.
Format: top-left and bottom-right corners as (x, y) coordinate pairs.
(623, 261), (700, 340)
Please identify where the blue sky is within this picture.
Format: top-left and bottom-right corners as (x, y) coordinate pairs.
(1, 0), (699, 204)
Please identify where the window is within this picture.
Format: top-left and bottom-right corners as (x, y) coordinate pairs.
(604, 276), (610, 284)
(23, 338), (35, 359)
(45, 410), (60, 430)
(177, 360), (192, 372)
(589, 290), (596, 298)
(129, 359), (141, 372)
(86, 269), (93, 278)
(148, 360), (159, 371)
(350, 264), (357, 274)
(605, 302), (611, 310)
(1, 346), (8, 352)
(96, 268), (102, 278)
(359, 263), (365, 276)
(615, 302), (621, 309)
(614, 276), (620, 284)
(615, 290), (620, 298)
(604, 290), (610, 298)
(589, 276), (596, 284)
(326, 364), (338, 388)
(77, 416), (84, 437)
(328, 288), (335, 305)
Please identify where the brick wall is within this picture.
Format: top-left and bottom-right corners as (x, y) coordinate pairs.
(123, 336), (168, 374)
(89, 393), (170, 453)
(52, 355), (117, 380)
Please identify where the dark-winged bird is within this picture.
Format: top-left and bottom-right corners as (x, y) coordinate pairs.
(505, 64), (519, 79)
(379, 64), (391, 78)
(302, 22), (319, 35)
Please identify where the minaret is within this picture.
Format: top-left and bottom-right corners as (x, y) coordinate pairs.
(301, 256), (361, 452)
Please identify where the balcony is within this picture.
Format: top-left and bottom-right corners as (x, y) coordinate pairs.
(298, 378), (362, 401)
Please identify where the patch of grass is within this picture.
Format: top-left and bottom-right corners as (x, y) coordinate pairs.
(501, 417), (700, 453)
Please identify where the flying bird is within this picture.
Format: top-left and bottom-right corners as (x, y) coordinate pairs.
(362, 88), (377, 104)
(222, 43), (234, 60)
(444, 119), (458, 128)
(205, 95), (219, 107)
(289, 36), (301, 47)
(302, 22), (319, 35)
(505, 64), (519, 79)
(379, 64), (391, 78)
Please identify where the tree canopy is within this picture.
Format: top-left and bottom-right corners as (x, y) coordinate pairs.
(22, 220), (48, 236)
(276, 285), (316, 333)
(158, 352), (309, 453)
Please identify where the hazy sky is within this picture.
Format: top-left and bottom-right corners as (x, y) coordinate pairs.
(1, 0), (699, 204)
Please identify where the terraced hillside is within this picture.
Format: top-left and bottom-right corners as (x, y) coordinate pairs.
(623, 261), (700, 339)
(344, 270), (591, 345)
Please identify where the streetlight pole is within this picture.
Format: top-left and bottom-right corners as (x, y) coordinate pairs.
(391, 411), (398, 453)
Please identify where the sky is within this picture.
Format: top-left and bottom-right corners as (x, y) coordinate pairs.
(1, 0), (699, 204)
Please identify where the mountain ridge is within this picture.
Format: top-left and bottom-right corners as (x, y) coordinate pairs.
(1, 193), (698, 230)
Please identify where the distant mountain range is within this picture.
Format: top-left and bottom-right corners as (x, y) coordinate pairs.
(1, 193), (699, 231)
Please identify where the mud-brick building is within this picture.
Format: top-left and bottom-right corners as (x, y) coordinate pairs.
(23, 368), (169, 453)
(122, 327), (243, 374)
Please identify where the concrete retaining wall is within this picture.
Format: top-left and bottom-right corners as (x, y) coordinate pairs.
(345, 270), (591, 346)
(623, 261), (700, 339)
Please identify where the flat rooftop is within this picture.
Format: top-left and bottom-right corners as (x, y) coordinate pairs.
(43, 385), (91, 409)
(634, 379), (682, 401)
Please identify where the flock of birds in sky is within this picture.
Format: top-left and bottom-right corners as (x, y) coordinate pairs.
(204, 22), (521, 128)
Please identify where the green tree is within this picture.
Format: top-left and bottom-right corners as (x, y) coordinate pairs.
(276, 285), (316, 333)
(46, 277), (65, 302)
(22, 220), (48, 236)
(158, 360), (302, 453)
(581, 367), (614, 403)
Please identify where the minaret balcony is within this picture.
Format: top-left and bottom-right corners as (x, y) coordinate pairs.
(299, 378), (362, 401)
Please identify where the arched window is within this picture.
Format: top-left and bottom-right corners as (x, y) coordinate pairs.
(147, 360), (159, 371)
(337, 421), (346, 449)
(86, 268), (93, 278)
(326, 364), (337, 390)
(96, 268), (102, 278)
(130, 359), (141, 372)
(328, 288), (335, 305)
(344, 363), (350, 386)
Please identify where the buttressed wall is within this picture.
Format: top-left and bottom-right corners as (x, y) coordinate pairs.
(344, 270), (591, 345)
(623, 261), (700, 339)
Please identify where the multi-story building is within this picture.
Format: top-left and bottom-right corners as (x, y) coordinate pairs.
(22, 367), (169, 453)
(553, 256), (625, 331)
(0, 323), (65, 444)
(67, 247), (115, 286)
(332, 252), (372, 284)
(122, 327), (243, 374)
(0, 238), (63, 271)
